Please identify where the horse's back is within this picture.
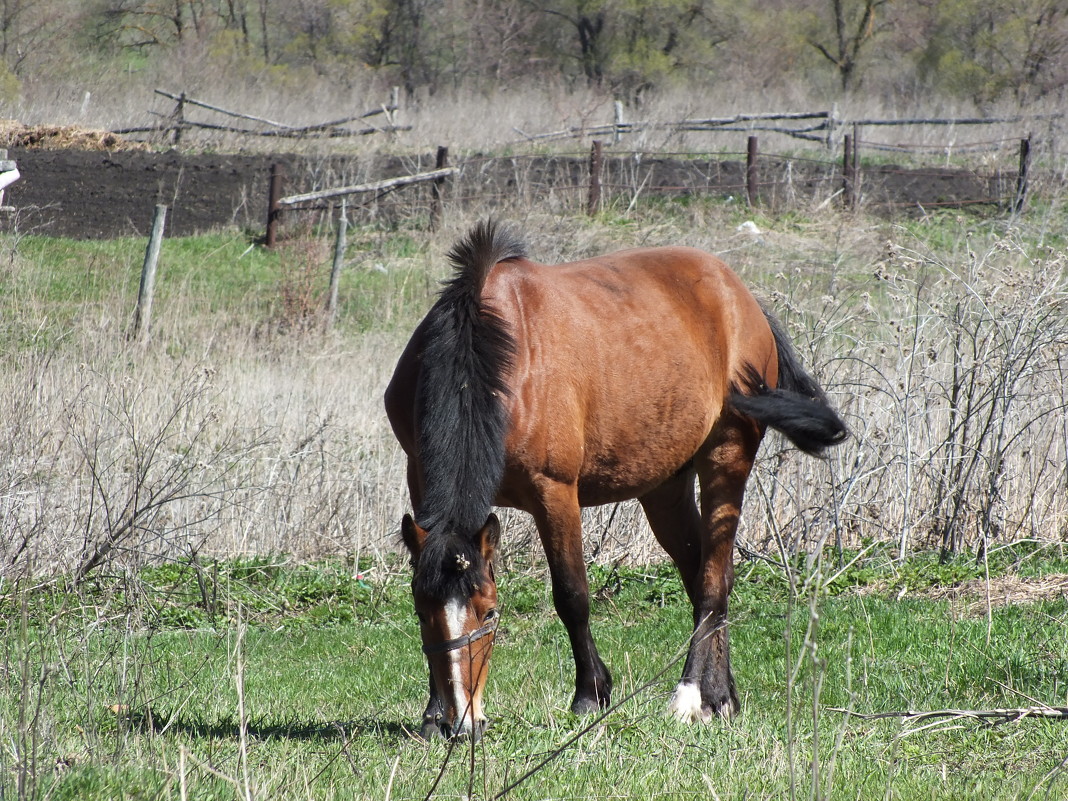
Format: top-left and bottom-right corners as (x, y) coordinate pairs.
(485, 246), (776, 506)
(487, 246), (769, 363)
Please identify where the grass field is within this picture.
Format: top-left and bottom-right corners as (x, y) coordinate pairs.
(1, 194), (1066, 799)
(3, 552), (1067, 800)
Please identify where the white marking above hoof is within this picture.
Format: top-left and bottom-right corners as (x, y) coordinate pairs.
(668, 682), (712, 723)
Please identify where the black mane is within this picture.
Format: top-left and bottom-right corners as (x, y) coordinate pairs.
(414, 220), (524, 555)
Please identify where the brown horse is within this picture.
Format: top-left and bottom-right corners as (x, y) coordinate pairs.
(385, 220), (846, 741)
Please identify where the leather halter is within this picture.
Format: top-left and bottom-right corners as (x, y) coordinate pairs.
(422, 616), (499, 655)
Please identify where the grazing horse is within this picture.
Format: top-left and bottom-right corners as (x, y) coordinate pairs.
(385, 220), (847, 740)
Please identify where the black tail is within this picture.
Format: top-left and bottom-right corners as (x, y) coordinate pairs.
(729, 307), (848, 456)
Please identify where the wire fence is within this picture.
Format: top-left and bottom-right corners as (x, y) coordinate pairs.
(273, 130), (1040, 239)
(2, 117), (1050, 240)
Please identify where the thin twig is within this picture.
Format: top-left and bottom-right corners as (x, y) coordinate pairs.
(828, 705), (1068, 724)
(384, 755), (401, 801)
(492, 617), (724, 800)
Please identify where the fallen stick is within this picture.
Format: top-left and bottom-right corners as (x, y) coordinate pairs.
(828, 705), (1068, 724)
(277, 167), (459, 206)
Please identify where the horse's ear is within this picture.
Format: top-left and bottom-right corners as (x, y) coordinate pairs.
(477, 513), (501, 563)
(401, 514), (428, 558)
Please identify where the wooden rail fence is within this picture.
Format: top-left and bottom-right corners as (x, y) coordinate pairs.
(265, 129), (1036, 248)
(115, 88), (409, 144)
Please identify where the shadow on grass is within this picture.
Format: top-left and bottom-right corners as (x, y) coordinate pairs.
(136, 709), (413, 742)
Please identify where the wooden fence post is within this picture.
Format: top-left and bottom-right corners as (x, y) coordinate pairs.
(746, 135), (759, 207)
(266, 162), (284, 247)
(132, 204), (167, 344)
(842, 128), (857, 209)
(325, 198), (346, 329)
(171, 92), (186, 146)
(613, 101), (624, 145)
(430, 145), (449, 230)
(588, 139), (603, 216)
(1014, 135), (1031, 212)
(850, 124), (859, 208)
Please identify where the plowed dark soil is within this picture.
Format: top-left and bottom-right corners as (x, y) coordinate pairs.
(2, 146), (1013, 240)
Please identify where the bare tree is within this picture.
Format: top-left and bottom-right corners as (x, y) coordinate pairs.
(0, 0), (69, 74)
(808, 0), (889, 92)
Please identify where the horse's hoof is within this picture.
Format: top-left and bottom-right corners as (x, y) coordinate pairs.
(570, 696), (605, 715)
(438, 717), (490, 743)
(715, 701), (738, 721)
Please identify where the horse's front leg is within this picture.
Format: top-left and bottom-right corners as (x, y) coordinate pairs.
(531, 481), (612, 714)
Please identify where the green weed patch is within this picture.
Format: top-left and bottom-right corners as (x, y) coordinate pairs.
(2, 556), (1066, 800)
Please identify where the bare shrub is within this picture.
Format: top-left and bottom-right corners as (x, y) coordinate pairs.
(67, 364), (264, 582)
(747, 229), (1068, 561)
(0, 333), (410, 580)
(273, 231), (329, 334)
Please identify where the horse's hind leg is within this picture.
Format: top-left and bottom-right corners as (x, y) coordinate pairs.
(641, 466), (731, 721)
(674, 417), (762, 721)
(639, 467), (703, 606)
(531, 480), (613, 714)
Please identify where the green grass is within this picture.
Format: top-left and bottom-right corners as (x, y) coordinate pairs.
(2, 210), (1066, 799)
(3, 554), (1066, 800)
(0, 228), (440, 352)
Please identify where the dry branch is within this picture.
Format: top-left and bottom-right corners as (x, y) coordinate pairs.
(829, 706), (1068, 724)
(514, 112), (832, 144)
(154, 88), (290, 128)
(178, 120), (410, 138)
(847, 114), (1059, 126)
(277, 167), (458, 207)
(149, 89), (402, 139)
(131, 115), (409, 139)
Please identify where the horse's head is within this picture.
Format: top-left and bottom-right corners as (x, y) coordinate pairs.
(401, 513), (500, 741)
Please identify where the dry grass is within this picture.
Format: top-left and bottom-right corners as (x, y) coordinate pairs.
(0, 119), (149, 151)
(6, 69), (1060, 168)
(1, 199), (1066, 583)
(0, 330), (409, 579)
(853, 572), (1068, 617)
(933, 573), (1068, 613)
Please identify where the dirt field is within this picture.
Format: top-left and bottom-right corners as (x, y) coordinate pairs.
(6, 148), (284, 238)
(2, 145), (1013, 240)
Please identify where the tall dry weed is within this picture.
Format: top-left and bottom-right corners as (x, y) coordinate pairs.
(746, 230), (1068, 561)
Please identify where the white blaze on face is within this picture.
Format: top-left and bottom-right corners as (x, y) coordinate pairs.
(443, 597), (475, 732)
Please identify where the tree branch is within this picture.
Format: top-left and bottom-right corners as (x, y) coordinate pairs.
(828, 706), (1068, 725)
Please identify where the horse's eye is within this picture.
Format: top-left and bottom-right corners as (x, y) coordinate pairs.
(484, 608), (498, 622)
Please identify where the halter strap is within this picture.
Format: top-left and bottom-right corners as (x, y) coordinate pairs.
(422, 617), (499, 655)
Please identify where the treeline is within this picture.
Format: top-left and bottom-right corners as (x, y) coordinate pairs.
(3, 0), (1066, 107)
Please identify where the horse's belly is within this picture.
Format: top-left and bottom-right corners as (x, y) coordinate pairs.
(574, 428), (706, 505)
